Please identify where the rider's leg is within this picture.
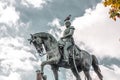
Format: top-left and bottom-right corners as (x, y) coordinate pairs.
(64, 42), (72, 62)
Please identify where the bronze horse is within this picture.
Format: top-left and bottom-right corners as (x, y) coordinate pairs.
(28, 32), (103, 80)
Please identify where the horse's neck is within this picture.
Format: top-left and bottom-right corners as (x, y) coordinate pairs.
(43, 40), (58, 52)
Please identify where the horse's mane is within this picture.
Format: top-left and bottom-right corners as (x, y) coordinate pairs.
(33, 32), (57, 43)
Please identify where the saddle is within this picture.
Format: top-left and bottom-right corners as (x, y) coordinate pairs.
(58, 44), (81, 61)
(57, 44), (81, 67)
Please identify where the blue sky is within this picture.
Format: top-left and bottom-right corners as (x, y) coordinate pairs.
(0, 0), (120, 80)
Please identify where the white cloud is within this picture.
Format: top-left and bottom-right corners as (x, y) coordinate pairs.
(0, 1), (30, 32)
(0, 72), (21, 80)
(0, 1), (20, 27)
(48, 18), (65, 40)
(21, 0), (51, 8)
(0, 37), (35, 69)
(7, 72), (21, 80)
(0, 0), (51, 8)
(0, 1), (40, 80)
(71, 3), (120, 59)
(0, 26), (8, 37)
(0, 36), (40, 80)
(0, 0), (16, 5)
(94, 65), (120, 80)
(48, 18), (61, 27)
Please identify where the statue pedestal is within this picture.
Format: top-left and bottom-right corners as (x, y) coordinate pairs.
(36, 70), (42, 80)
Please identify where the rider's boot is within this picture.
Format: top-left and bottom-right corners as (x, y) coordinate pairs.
(63, 44), (70, 65)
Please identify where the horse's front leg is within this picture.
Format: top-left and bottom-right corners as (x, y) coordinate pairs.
(41, 58), (58, 73)
(51, 65), (59, 80)
(41, 61), (48, 74)
(39, 61), (49, 80)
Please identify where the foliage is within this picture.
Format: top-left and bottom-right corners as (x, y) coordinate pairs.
(103, 0), (120, 21)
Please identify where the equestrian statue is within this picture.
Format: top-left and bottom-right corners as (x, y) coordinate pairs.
(28, 15), (103, 80)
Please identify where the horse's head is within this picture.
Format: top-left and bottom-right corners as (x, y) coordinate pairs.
(28, 32), (58, 56)
(28, 34), (43, 54)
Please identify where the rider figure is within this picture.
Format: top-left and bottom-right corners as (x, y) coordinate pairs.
(60, 19), (75, 64)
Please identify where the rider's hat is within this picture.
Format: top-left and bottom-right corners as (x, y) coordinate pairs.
(64, 15), (71, 25)
(64, 14), (71, 22)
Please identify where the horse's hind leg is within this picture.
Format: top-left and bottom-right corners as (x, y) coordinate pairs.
(71, 68), (81, 80)
(92, 55), (103, 80)
(83, 70), (92, 80)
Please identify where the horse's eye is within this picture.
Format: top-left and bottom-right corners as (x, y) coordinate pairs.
(34, 36), (37, 39)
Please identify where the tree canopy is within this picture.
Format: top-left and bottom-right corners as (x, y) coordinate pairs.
(103, 0), (120, 21)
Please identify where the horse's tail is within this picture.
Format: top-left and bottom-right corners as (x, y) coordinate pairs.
(92, 55), (103, 80)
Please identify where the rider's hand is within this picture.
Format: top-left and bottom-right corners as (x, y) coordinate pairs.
(58, 38), (65, 46)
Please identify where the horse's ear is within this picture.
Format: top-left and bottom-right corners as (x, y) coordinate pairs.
(28, 39), (32, 44)
(30, 34), (33, 38)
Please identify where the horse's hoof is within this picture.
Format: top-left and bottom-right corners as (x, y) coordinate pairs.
(43, 75), (47, 80)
